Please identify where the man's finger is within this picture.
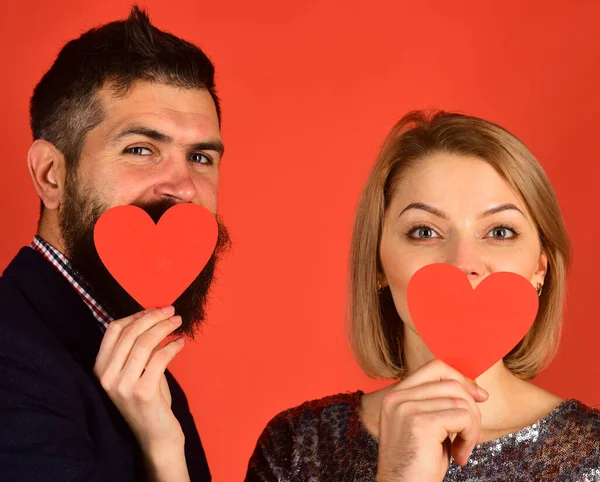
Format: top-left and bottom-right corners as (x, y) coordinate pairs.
(95, 309), (148, 373)
(135, 338), (186, 401)
(118, 316), (183, 386)
(98, 307), (175, 377)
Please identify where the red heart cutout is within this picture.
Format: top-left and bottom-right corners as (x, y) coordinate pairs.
(406, 263), (539, 380)
(93, 204), (218, 309)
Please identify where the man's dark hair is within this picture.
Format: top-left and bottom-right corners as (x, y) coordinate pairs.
(30, 5), (220, 213)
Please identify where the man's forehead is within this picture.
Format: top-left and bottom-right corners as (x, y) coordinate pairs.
(94, 82), (220, 140)
(96, 80), (218, 118)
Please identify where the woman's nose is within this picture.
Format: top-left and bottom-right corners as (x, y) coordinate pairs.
(444, 238), (486, 281)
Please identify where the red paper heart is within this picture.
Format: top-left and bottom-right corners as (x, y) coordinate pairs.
(406, 263), (539, 380)
(93, 203), (218, 309)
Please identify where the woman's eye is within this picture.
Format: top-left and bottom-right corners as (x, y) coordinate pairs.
(189, 153), (212, 165)
(125, 146), (153, 156)
(487, 226), (517, 240)
(410, 226), (440, 239)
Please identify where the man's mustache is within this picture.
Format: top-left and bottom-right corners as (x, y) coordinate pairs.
(129, 199), (181, 224)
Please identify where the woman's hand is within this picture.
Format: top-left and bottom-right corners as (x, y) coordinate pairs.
(93, 306), (190, 482)
(375, 359), (488, 482)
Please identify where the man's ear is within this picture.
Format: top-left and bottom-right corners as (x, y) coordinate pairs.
(28, 140), (67, 210)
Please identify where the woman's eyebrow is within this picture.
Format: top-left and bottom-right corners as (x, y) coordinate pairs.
(477, 203), (525, 219)
(398, 202), (525, 220)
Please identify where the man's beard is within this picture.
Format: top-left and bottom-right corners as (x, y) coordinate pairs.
(58, 172), (230, 338)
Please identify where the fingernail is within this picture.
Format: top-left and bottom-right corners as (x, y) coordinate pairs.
(172, 315), (182, 324)
(176, 337), (185, 344)
(477, 386), (489, 398)
(160, 306), (174, 314)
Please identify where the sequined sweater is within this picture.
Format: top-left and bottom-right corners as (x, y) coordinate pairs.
(245, 391), (600, 481)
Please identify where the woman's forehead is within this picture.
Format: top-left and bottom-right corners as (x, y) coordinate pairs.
(391, 154), (526, 211)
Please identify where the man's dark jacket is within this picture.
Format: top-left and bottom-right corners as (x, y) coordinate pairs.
(0, 247), (210, 481)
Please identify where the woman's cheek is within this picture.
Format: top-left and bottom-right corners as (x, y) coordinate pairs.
(487, 251), (536, 279)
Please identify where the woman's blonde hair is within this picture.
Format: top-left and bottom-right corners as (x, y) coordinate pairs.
(349, 110), (571, 380)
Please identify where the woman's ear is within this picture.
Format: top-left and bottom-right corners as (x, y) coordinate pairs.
(28, 140), (66, 210)
(534, 250), (548, 287)
(377, 273), (389, 290)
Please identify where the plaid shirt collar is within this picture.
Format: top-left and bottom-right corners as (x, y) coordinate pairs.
(31, 235), (113, 331)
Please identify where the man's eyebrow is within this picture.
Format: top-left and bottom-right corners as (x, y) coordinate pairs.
(190, 141), (225, 157)
(108, 126), (224, 156)
(398, 202), (525, 220)
(109, 126), (172, 144)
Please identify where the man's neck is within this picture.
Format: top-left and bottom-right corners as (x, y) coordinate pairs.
(37, 210), (66, 254)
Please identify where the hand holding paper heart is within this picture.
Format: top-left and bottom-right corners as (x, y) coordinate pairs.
(93, 203), (218, 309)
(406, 263), (539, 380)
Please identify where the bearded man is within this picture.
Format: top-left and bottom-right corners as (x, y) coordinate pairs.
(0, 6), (229, 481)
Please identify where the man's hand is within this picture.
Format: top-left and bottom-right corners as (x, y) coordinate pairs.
(94, 306), (190, 482)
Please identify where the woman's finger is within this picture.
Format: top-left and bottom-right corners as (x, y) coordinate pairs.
(390, 380), (482, 426)
(386, 397), (471, 419)
(396, 359), (488, 402)
(451, 414), (482, 466)
(424, 408), (479, 463)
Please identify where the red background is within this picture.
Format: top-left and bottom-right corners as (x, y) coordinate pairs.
(1, 1), (599, 480)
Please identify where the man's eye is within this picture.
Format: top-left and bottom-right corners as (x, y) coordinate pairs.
(125, 146), (153, 156)
(189, 153), (212, 165)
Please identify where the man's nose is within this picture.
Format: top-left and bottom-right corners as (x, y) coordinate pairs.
(152, 155), (198, 202)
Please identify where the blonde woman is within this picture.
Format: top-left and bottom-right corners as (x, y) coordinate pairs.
(244, 111), (600, 481)
(95, 111), (600, 481)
